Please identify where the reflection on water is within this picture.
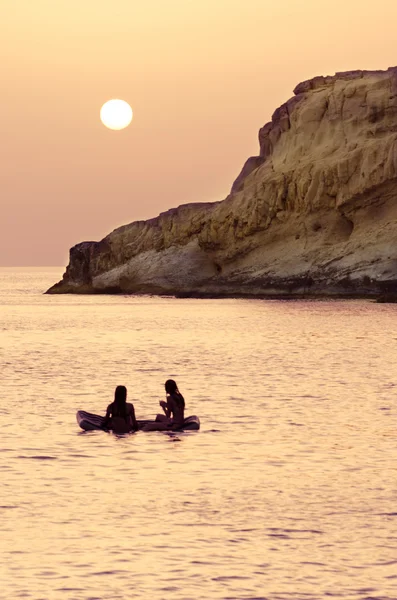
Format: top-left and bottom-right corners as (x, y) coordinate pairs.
(0, 268), (396, 600)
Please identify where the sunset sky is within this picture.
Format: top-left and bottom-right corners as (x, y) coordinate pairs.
(2, 0), (397, 266)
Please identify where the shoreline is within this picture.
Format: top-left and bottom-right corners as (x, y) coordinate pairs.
(45, 285), (397, 303)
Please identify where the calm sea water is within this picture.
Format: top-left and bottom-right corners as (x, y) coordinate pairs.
(1, 267), (396, 600)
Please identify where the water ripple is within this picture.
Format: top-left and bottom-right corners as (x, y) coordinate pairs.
(1, 270), (397, 600)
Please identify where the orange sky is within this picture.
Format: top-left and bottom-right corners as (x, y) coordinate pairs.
(2, 0), (397, 265)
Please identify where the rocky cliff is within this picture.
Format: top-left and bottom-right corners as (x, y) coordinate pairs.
(48, 67), (397, 298)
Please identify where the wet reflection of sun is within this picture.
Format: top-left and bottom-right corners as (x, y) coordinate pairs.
(100, 99), (133, 130)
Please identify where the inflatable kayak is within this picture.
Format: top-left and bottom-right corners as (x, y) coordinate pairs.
(76, 410), (200, 432)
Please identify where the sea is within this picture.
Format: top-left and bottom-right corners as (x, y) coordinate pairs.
(1, 267), (396, 600)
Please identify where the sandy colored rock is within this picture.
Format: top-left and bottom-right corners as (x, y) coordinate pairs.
(48, 67), (397, 298)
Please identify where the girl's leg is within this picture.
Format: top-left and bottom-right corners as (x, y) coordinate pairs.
(155, 414), (169, 422)
(141, 421), (169, 432)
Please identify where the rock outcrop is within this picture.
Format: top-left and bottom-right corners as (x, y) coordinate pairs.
(48, 67), (397, 298)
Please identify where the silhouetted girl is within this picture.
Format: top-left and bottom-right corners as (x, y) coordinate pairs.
(143, 379), (185, 431)
(104, 385), (138, 433)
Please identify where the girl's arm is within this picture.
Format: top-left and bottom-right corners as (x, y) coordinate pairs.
(103, 404), (112, 426)
(130, 405), (138, 431)
(159, 399), (171, 418)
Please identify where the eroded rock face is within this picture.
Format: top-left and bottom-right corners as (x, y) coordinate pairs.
(48, 67), (397, 297)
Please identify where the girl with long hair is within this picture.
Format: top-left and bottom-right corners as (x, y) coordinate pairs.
(143, 379), (185, 431)
(104, 385), (138, 433)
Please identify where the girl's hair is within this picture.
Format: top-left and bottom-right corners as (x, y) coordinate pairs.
(165, 379), (185, 409)
(113, 385), (127, 418)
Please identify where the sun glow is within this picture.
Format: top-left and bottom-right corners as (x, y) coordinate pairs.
(100, 99), (133, 130)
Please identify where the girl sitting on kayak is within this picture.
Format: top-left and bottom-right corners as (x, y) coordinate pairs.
(104, 385), (138, 433)
(143, 379), (185, 431)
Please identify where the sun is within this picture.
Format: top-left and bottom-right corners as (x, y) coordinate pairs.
(100, 99), (133, 130)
